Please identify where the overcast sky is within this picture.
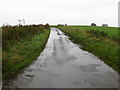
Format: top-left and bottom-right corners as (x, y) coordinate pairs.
(0, 0), (119, 27)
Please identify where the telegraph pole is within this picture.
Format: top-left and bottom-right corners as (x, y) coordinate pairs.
(23, 19), (25, 26)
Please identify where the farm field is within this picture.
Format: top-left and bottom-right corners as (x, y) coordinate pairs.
(2, 25), (50, 82)
(70, 26), (119, 40)
(58, 26), (119, 72)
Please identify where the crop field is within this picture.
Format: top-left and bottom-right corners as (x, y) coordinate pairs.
(2, 25), (50, 81)
(58, 26), (119, 72)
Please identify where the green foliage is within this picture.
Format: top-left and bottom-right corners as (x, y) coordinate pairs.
(86, 30), (108, 38)
(2, 25), (49, 50)
(71, 25), (119, 40)
(58, 26), (119, 72)
(2, 25), (50, 80)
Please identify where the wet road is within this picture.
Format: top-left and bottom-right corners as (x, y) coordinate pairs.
(10, 28), (118, 88)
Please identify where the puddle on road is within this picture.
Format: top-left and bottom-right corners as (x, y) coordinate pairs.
(78, 64), (100, 72)
(25, 74), (35, 78)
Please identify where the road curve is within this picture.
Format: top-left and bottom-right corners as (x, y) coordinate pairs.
(9, 28), (118, 88)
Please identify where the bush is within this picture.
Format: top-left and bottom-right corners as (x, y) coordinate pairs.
(2, 25), (50, 50)
(2, 24), (50, 81)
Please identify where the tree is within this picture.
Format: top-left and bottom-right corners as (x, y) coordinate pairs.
(91, 23), (97, 26)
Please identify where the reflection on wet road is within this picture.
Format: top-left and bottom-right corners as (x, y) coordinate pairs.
(10, 28), (118, 88)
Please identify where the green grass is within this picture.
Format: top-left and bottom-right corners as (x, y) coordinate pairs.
(2, 25), (50, 81)
(70, 25), (119, 40)
(58, 26), (119, 72)
(50, 25), (57, 27)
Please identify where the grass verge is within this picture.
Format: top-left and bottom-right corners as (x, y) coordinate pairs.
(2, 25), (50, 81)
(58, 26), (119, 72)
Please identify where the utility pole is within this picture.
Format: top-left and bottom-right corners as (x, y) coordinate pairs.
(23, 19), (25, 26)
(18, 20), (22, 26)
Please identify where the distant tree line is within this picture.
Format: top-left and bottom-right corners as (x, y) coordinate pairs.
(91, 23), (108, 27)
